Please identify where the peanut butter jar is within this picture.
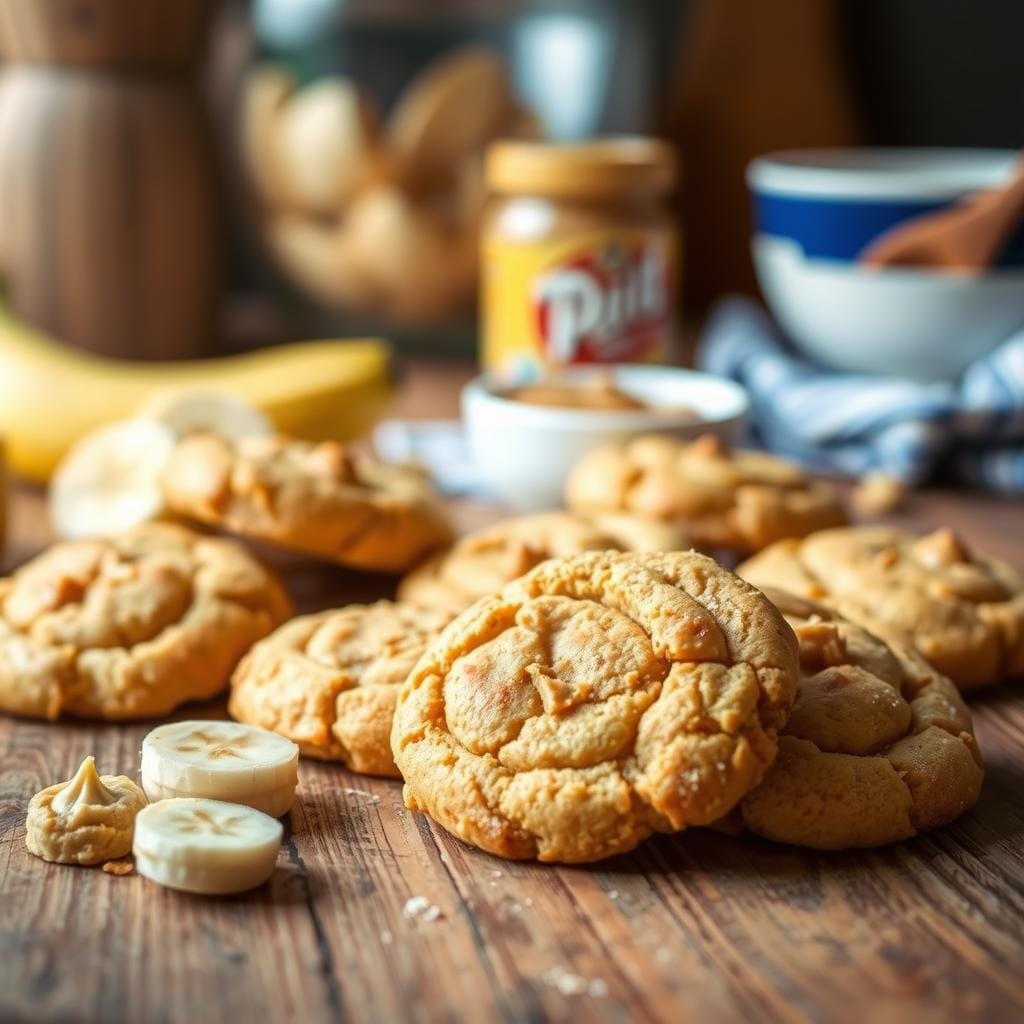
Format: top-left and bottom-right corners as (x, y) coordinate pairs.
(481, 137), (679, 377)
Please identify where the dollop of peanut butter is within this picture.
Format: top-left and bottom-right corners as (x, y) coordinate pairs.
(25, 756), (148, 865)
(51, 756), (118, 813)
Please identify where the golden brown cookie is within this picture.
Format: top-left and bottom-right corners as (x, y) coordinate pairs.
(26, 756), (148, 865)
(386, 48), (511, 192)
(398, 511), (691, 614)
(731, 589), (983, 849)
(230, 600), (453, 777)
(0, 523), (290, 721)
(161, 434), (452, 573)
(565, 434), (847, 556)
(391, 550), (799, 863)
(739, 526), (1024, 690)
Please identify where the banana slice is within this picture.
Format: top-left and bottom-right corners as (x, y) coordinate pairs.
(49, 418), (176, 539)
(139, 389), (273, 443)
(133, 798), (283, 895)
(141, 721), (299, 818)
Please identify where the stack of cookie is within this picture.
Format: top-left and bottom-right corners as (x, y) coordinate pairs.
(229, 431), (1008, 859)
(6, 415), (1020, 866)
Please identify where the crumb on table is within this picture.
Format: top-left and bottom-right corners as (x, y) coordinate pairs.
(102, 858), (135, 876)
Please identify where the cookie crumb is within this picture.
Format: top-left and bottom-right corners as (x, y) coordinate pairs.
(852, 472), (907, 517)
(102, 858), (134, 876)
(403, 895), (443, 922)
(607, 889), (620, 900)
(542, 967), (607, 998)
(380, 929), (393, 946)
(489, 869), (503, 878)
(344, 788), (381, 805)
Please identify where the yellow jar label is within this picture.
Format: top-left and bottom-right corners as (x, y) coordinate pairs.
(482, 228), (676, 377)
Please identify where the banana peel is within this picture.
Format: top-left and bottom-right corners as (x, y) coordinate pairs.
(0, 301), (395, 483)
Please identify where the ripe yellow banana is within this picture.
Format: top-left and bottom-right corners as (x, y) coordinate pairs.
(0, 301), (395, 483)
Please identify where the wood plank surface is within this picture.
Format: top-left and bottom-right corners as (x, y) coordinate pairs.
(1, 360), (1023, 1024)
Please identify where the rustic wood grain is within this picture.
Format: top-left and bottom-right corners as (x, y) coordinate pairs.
(0, 0), (210, 68)
(1, 360), (1023, 1023)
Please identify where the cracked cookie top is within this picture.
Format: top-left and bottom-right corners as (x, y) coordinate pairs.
(0, 523), (290, 721)
(733, 589), (984, 849)
(565, 434), (847, 556)
(230, 600), (453, 777)
(162, 434), (452, 572)
(391, 550), (799, 863)
(739, 526), (1024, 689)
(398, 511), (691, 614)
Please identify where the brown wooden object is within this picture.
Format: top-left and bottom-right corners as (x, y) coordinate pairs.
(0, 0), (222, 359)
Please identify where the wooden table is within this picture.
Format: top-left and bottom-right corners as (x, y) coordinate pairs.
(2, 361), (1023, 1024)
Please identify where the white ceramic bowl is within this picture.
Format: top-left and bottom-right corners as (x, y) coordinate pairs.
(749, 148), (1024, 380)
(461, 365), (749, 511)
(754, 235), (1024, 380)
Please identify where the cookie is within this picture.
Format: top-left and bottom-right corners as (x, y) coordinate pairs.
(398, 511), (691, 614)
(0, 523), (290, 721)
(732, 589), (983, 849)
(230, 600), (453, 777)
(391, 550), (799, 863)
(161, 434), (452, 573)
(565, 434), (847, 556)
(739, 526), (1024, 689)
(386, 48), (511, 192)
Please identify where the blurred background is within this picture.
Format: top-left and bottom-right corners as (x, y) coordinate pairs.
(217, 0), (1024, 353)
(1, 0), (1021, 356)
(0, 0), (1019, 573)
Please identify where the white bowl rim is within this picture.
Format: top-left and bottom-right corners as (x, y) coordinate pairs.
(748, 147), (1019, 200)
(753, 233), (1024, 283)
(462, 365), (749, 430)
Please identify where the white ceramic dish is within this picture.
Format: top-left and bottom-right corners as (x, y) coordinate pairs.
(749, 148), (1019, 201)
(754, 235), (1024, 380)
(461, 365), (748, 511)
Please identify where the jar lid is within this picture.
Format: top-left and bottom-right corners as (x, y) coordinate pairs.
(486, 137), (678, 200)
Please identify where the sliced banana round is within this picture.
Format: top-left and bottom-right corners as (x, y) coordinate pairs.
(133, 798), (283, 895)
(141, 720), (299, 818)
(49, 418), (177, 540)
(139, 389), (273, 443)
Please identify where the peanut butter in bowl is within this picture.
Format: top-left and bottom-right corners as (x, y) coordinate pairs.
(462, 364), (749, 510)
(501, 371), (697, 416)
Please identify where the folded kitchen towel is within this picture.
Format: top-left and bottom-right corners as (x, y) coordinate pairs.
(697, 296), (1024, 494)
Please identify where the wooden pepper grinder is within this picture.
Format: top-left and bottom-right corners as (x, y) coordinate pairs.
(0, 0), (222, 359)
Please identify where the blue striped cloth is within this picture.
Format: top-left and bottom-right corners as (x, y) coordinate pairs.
(697, 297), (1024, 494)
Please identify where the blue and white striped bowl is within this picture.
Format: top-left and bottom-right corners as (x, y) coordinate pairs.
(748, 149), (1024, 380)
(749, 148), (1024, 266)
